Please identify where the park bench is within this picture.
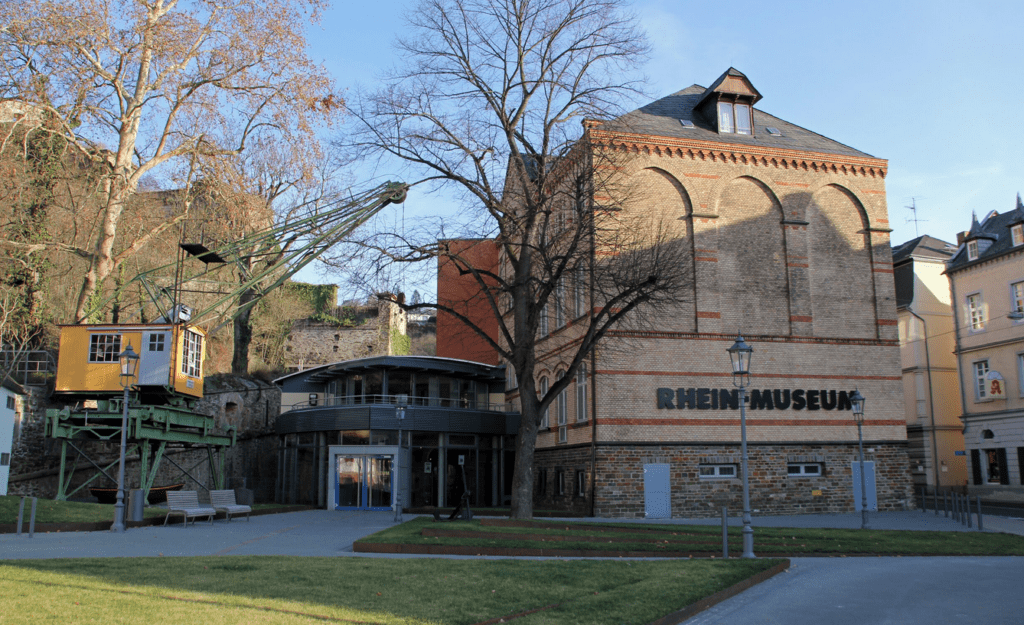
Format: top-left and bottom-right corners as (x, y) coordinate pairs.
(210, 489), (252, 522)
(164, 490), (216, 527)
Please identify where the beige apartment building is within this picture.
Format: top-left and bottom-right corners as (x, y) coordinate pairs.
(510, 68), (913, 517)
(893, 236), (966, 491)
(946, 200), (1024, 500)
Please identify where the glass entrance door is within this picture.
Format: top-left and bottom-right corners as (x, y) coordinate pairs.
(335, 455), (393, 510)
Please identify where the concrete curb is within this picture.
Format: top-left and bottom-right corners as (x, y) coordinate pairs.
(647, 559), (791, 625)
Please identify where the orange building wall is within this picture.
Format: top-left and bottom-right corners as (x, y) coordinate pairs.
(436, 239), (500, 365)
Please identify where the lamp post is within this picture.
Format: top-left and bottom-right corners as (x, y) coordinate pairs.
(112, 343), (139, 533)
(727, 334), (755, 559)
(394, 404), (406, 523)
(850, 389), (869, 529)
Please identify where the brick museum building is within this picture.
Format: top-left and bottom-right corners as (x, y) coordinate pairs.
(507, 68), (914, 517)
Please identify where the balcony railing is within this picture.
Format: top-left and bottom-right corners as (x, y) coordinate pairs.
(288, 393), (509, 412)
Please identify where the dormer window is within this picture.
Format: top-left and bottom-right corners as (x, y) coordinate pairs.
(717, 101), (752, 135)
(967, 239), (979, 260)
(1012, 223), (1023, 247)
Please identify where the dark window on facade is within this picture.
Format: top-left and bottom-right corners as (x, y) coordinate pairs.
(5, 396), (13, 409)
(699, 464), (737, 478)
(148, 333), (165, 352)
(576, 470), (586, 497)
(537, 468), (548, 497)
(555, 469), (565, 496)
(971, 449), (983, 485)
(1019, 448), (1024, 486)
(0, 452), (9, 466)
(987, 448), (1009, 485)
(787, 463), (822, 477)
(89, 334), (121, 362)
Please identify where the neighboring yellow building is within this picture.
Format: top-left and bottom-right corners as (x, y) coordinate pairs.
(893, 235), (966, 491)
(946, 199), (1024, 501)
(54, 323), (206, 399)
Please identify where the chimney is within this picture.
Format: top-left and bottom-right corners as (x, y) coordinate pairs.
(956, 231), (969, 245)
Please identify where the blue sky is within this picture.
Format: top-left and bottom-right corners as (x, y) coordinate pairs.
(302, 0), (1023, 294)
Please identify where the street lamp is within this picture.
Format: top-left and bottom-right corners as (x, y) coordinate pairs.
(850, 389), (870, 530)
(727, 334), (755, 559)
(394, 404), (406, 523)
(112, 343), (139, 533)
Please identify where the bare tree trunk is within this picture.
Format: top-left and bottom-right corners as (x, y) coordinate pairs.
(232, 287), (257, 375)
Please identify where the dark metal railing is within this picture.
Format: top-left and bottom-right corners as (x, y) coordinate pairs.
(288, 393), (508, 412)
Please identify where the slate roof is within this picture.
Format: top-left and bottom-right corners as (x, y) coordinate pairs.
(600, 79), (875, 159)
(946, 196), (1024, 273)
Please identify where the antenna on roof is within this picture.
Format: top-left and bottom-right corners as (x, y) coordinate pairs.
(905, 197), (927, 237)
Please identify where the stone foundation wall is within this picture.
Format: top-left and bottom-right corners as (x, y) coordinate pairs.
(533, 445), (593, 516)
(537, 441), (914, 518)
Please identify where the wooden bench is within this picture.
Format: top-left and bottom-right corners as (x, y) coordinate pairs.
(210, 489), (252, 522)
(164, 490), (216, 527)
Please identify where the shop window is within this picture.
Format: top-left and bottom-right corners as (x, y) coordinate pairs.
(986, 448), (1009, 485)
(974, 360), (990, 400)
(967, 293), (984, 330)
(787, 463), (822, 477)
(88, 334), (121, 362)
(699, 464), (737, 479)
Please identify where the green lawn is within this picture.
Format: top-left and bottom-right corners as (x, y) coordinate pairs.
(360, 517), (1024, 556)
(0, 495), (290, 525)
(1, 557), (781, 625)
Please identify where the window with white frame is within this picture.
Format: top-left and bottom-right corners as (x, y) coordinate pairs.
(575, 366), (587, 422)
(974, 360), (990, 400)
(539, 377), (549, 428)
(576, 470), (586, 497)
(573, 266), (585, 318)
(554, 279), (565, 328)
(967, 239), (979, 260)
(717, 101), (752, 135)
(787, 463), (823, 477)
(967, 293), (984, 330)
(1012, 224), (1024, 247)
(181, 330), (203, 378)
(556, 469), (565, 495)
(699, 464), (737, 478)
(1011, 281), (1024, 317)
(88, 334), (121, 362)
(539, 304), (549, 337)
(557, 383), (567, 443)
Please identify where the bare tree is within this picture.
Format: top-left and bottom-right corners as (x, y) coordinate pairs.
(339, 0), (691, 518)
(0, 0), (340, 322)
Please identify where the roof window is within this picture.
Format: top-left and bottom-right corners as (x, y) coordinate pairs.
(717, 101), (752, 135)
(679, 119), (695, 129)
(766, 127), (782, 136)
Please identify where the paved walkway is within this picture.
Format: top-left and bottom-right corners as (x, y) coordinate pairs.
(3, 510), (1024, 625)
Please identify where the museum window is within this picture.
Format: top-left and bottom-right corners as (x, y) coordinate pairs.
(88, 334), (121, 363)
(1012, 224), (1024, 247)
(967, 239), (979, 260)
(717, 101), (752, 135)
(181, 330), (202, 378)
(699, 464), (737, 479)
(967, 293), (984, 330)
(787, 463), (822, 477)
(974, 360), (990, 400)
(539, 377), (549, 428)
(575, 365), (587, 422)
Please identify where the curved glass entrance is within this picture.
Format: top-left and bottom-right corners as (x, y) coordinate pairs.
(336, 455), (393, 510)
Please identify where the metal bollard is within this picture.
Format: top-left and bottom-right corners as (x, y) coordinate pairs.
(977, 496), (984, 532)
(29, 497), (37, 538)
(16, 497), (25, 536)
(721, 506), (729, 559)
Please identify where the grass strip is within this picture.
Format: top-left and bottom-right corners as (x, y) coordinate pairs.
(2, 556), (782, 625)
(359, 517), (1024, 557)
(0, 495), (292, 525)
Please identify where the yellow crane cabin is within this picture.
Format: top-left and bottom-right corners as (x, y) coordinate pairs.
(54, 324), (206, 399)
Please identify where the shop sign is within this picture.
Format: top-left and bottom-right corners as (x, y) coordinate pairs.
(986, 372), (1006, 398)
(656, 388), (856, 411)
